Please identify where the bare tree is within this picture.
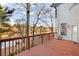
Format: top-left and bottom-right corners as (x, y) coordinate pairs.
(31, 4), (55, 46)
(41, 7), (54, 33)
(46, 13), (54, 33)
(31, 4), (46, 47)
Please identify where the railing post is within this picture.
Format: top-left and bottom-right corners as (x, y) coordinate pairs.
(0, 42), (2, 56)
(28, 36), (30, 49)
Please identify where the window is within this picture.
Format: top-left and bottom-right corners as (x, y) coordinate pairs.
(61, 23), (67, 35)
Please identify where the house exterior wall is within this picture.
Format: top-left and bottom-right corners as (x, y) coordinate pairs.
(55, 3), (79, 42)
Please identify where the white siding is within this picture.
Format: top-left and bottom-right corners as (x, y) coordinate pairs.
(55, 3), (79, 42)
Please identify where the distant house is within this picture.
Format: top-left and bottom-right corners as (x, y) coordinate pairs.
(51, 3), (79, 42)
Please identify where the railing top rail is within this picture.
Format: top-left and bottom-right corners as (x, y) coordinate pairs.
(0, 33), (52, 42)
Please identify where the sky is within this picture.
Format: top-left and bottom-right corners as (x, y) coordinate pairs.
(0, 3), (55, 27)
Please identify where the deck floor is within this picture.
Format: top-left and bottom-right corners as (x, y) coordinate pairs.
(16, 39), (79, 56)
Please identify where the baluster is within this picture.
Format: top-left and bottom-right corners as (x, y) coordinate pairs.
(24, 38), (26, 50)
(18, 40), (20, 53)
(49, 34), (50, 40)
(19, 39), (21, 52)
(21, 39), (23, 51)
(12, 40), (14, 55)
(4, 42), (6, 56)
(15, 40), (17, 54)
(24, 39), (26, 50)
(9, 41), (10, 55)
(0, 42), (2, 56)
(14, 40), (16, 54)
(17, 40), (18, 54)
(41, 35), (43, 44)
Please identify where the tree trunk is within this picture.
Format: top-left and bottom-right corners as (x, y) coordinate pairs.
(26, 3), (30, 48)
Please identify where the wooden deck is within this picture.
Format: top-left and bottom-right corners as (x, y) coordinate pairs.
(16, 39), (79, 56)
